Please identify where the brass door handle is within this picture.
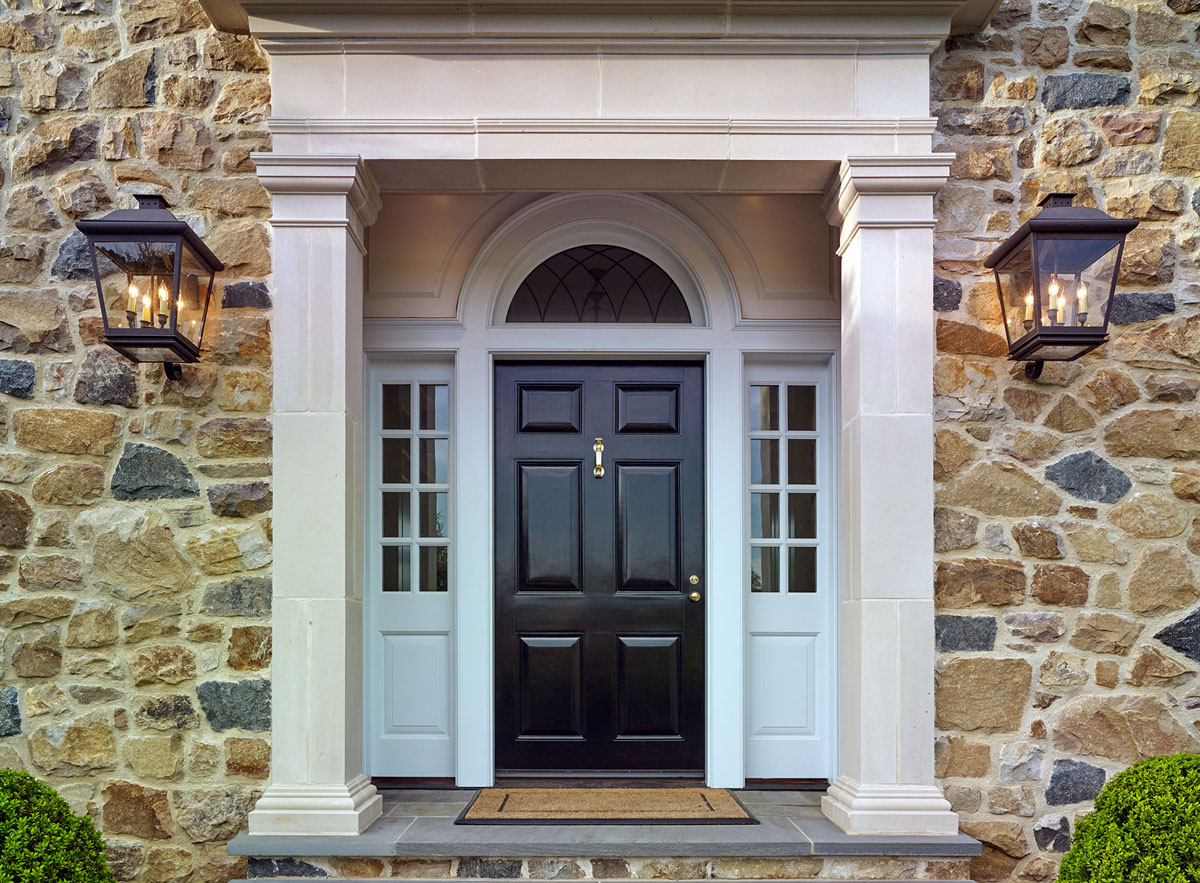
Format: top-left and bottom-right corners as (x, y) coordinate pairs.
(689, 591), (701, 602)
(593, 437), (604, 478)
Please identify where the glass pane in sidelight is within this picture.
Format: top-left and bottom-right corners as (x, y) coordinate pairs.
(750, 439), (779, 485)
(787, 439), (816, 485)
(788, 547), (817, 594)
(382, 545), (411, 592)
(787, 385), (816, 431)
(383, 384), (411, 430)
(419, 546), (449, 592)
(749, 385), (779, 431)
(750, 493), (779, 539)
(419, 492), (449, 538)
(420, 438), (449, 484)
(750, 547), (779, 593)
(382, 438), (411, 484)
(788, 493), (817, 539)
(382, 492), (410, 538)
(420, 384), (449, 431)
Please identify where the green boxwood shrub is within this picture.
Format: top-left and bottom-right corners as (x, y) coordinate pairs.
(0, 769), (115, 883)
(1058, 753), (1200, 883)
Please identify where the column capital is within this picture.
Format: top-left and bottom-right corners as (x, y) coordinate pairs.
(824, 154), (952, 243)
(252, 154), (383, 229)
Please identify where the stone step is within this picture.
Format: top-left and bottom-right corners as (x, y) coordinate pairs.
(239, 879), (976, 883)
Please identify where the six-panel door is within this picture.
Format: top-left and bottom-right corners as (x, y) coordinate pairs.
(494, 362), (705, 772)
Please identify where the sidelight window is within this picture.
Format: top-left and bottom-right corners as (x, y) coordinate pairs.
(378, 379), (452, 592)
(747, 381), (819, 593)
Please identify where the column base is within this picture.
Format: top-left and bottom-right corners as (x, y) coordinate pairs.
(821, 776), (960, 836)
(247, 775), (383, 835)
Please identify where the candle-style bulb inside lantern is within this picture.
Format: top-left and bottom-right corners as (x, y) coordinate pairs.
(126, 282), (139, 313)
(1076, 282), (1089, 325)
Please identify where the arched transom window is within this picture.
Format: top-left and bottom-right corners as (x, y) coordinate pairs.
(505, 244), (693, 323)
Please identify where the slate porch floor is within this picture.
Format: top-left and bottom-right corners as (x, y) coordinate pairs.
(227, 790), (979, 859)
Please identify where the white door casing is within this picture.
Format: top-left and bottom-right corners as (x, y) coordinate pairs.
(361, 192), (842, 787)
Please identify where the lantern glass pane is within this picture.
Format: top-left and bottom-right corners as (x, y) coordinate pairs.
(1035, 236), (1120, 330)
(996, 241), (1035, 347)
(178, 243), (213, 347)
(93, 240), (178, 332)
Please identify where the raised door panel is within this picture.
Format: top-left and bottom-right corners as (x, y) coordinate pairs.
(519, 384), (582, 433)
(617, 464), (679, 591)
(383, 633), (451, 735)
(748, 634), (815, 737)
(616, 636), (682, 738)
(519, 464), (582, 591)
(518, 635), (583, 738)
(616, 385), (679, 433)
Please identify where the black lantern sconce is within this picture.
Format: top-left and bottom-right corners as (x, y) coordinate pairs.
(984, 193), (1138, 380)
(77, 195), (224, 380)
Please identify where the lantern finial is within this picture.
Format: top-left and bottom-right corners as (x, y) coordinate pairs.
(1038, 192), (1076, 209)
(135, 194), (171, 211)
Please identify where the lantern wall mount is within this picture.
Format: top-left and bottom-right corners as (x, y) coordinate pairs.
(77, 195), (224, 381)
(984, 193), (1138, 381)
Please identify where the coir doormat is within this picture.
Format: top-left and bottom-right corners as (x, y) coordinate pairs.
(456, 787), (758, 825)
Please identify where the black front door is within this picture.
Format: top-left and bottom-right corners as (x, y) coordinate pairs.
(495, 361), (705, 773)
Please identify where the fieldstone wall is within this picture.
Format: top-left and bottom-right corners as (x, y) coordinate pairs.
(932, 0), (1200, 880)
(0, 1), (273, 880)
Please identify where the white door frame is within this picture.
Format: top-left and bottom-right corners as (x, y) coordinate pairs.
(362, 192), (841, 787)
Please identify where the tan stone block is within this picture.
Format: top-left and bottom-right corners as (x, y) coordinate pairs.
(1095, 571), (1122, 607)
(1082, 368), (1139, 413)
(1039, 650), (1088, 686)
(934, 734), (991, 777)
(1018, 856), (1059, 881)
(1064, 524), (1127, 565)
(1040, 118), (1103, 167)
(987, 784), (1035, 816)
(1031, 564), (1089, 606)
(1106, 180), (1187, 220)
(934, 507), (978, 553)
(88, 510), (197, 598)
(936, 318), (1008, 356)
(933, 56), (985, 100)
(1005, 611), (1065, 642)
(30, 712), (117, 776)
(18, 553), (83, 591)
(1053, 694), (1199, 763)
(136, 111), (213, 170)
(1105, 408), (1200, 459)
(10, 116), (99, 180)
(935, 557), (1027, 608)
(225, 737), (269, 778)
(201, 32), (270, 72)
(66, 602), (118, 648)
(144, 408), (194, 446)
(1108, 491), (1188, 537)
(1003, 387), (1052, 421)
(3, 186), (60, 233)
(1118, 228), (1175, 285)
(632, 859), (709, 879)
(196, 417), (271, 459)
(143, 847), (193, 883)
(162, 365), (218, 407)
(1093, 659), (1119, 688)
(192, 177), (270, 216)
(1093, 110), (1162, 145)
(996, 429), (1061, 464)
(218, 369), (271, 412)
(1021, 26), (1069, 67)
(228, 625), (270, 670)
(1171, 468), (1200, 502)
(100, 117), (137, 160)
(1128, 544), (1199, 614)
(960, 819), (1031, 857)
(1128, 645), (1194, 686)
(126, 735), (184, 780)
(185, 524), (271, 574)
(14, 408), (118, 456)
(160, 73), (215, 108)
(9, 626), (62, 677)
(391, 859), (453, 878)
(25, 683), (68, 718)
(951, 142), (1013, 181)
(944, 784), (981, 813)
(193, 846), (248, 883)
(31, 462), (104, 505)
(938, 462), (1061, 516)
(710, 858), (822, 879)
(1042, 395), (1096, 433)
(936, 657), (1032, 732)
(190, 741), (220, 775)
(0, 489), (33, 548)
(122, 0), (208, 42)
(1012, 519), (1066, 558)
(206, 220), (272, 277)
(132, 645), (197, 686)
(204, 316), (271, 367)
(0, 595), (73, 627)
(1071, 612), (1143, 655)
(212, 78), (271, 125)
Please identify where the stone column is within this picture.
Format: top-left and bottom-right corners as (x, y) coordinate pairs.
(821, 155), (961, 836)
(246, 155), (383, 835)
